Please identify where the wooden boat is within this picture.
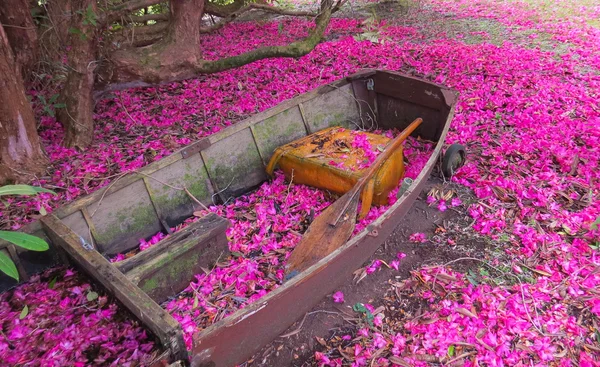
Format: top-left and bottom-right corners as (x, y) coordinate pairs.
(0, 70), (459, 366)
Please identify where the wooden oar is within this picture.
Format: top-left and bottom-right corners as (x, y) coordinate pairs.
(285, 118), (423, 280)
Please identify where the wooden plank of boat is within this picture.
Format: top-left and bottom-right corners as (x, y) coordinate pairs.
(40, 214), (188, 362)
(115, 213), (230, 303)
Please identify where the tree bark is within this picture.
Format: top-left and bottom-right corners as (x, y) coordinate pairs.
(57, 0), (98, 149)
(0, 0), (39, 79)
(204, 0), (246, 18)
(168, 0), (203, 45)
(99, 0), (335, 91)
(45, 0), (72, 44)
(0, 24), (47, 185)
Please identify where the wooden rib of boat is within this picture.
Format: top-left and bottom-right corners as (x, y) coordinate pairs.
(0, 69), (458, 367)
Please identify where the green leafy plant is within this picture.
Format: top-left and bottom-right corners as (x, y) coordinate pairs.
(81, 4), (98, 26)
(353, 11), (388, 44)
(0, 185), (55, 281)
(353, 302), (375, 326)
(37, 94), (66, 117)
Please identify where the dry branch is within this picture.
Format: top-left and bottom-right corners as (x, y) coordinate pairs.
(200, 2), (319, 34)
(126, 13), (170, 23)
(104, 0), (166, 24)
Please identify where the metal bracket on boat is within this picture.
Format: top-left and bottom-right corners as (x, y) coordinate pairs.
(79, 236), (94, 251)
(366, 78), (375, 91)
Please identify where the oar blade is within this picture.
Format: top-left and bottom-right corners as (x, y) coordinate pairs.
(285, 193), (359, 279)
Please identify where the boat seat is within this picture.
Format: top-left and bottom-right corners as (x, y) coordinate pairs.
(114, 213), (230, 303)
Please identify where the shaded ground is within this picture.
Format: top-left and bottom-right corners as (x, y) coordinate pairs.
(246, 172), (506, 366)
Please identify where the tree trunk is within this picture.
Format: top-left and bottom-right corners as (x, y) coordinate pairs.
(57, 0), (97, 149)
(100, 0), (204, 87)
(168, 0), (202, 45)
(0, 24), (47, 185)
(98, 0), (335, 92)
(0, 0), (39, 79)
(44, 0), (73, 48)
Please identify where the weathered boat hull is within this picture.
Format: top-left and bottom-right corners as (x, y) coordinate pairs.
(1, 70), (457, 366)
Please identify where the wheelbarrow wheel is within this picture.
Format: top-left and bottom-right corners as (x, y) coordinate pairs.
(441, 144), (466, 177)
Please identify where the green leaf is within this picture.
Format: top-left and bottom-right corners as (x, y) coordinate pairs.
(49, 94), (59, 104)
(87, 291), (99, 302)
(86, 4), (97, 26)
(68, 27), (82, 35)
(39, 206), (47, 216)
(352, 303), (374, 326)
(591, 217), (600, 230)
(48, 276), (57, 289)
(53, 103), (66, 109)
(448, 345), (455, 357)
(0, 185), (55, 197)
(44, 106), (55, 117)
(366, 310), (374, 326)
(231, 251), (243, 258)
(353, 302), (367, 313)
(0, 251), (19, 281)
(0, 231), (49, 251)
(19, 305), (29, 319)
(466, 269), (479, 286)
(193, 297), (199, 309)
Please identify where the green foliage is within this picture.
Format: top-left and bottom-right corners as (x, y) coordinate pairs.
(353, 302), (374, 326)
(48, 276), (58, 289)
(591, 216), (600, 230)
(0, 185), (55, 281)
(447, 345), (455, 357)
(0, 232), (50, 252)
(68, 27), (87, 41)
(0, 185), (55, 196)
(87, 291), (99, 302)
(81, 4), (98, 26)
(37, 94), (66, 117)
(353, 11), (388, 44)
(0, 252), (19, 281)
(19, 305), (29, 320)
(67, 5), (98, 41)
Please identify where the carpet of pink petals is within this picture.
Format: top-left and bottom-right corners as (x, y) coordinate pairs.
(0, 267), (155, 366)
(1, 0), (599, 365)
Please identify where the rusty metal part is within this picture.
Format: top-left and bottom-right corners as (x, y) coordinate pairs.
(266, 128), (406, 214)
(282, 118), (422, 279)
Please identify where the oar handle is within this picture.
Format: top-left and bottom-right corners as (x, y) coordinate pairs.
(359, 117), (423, 185)
(330, 117), (423, 226)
